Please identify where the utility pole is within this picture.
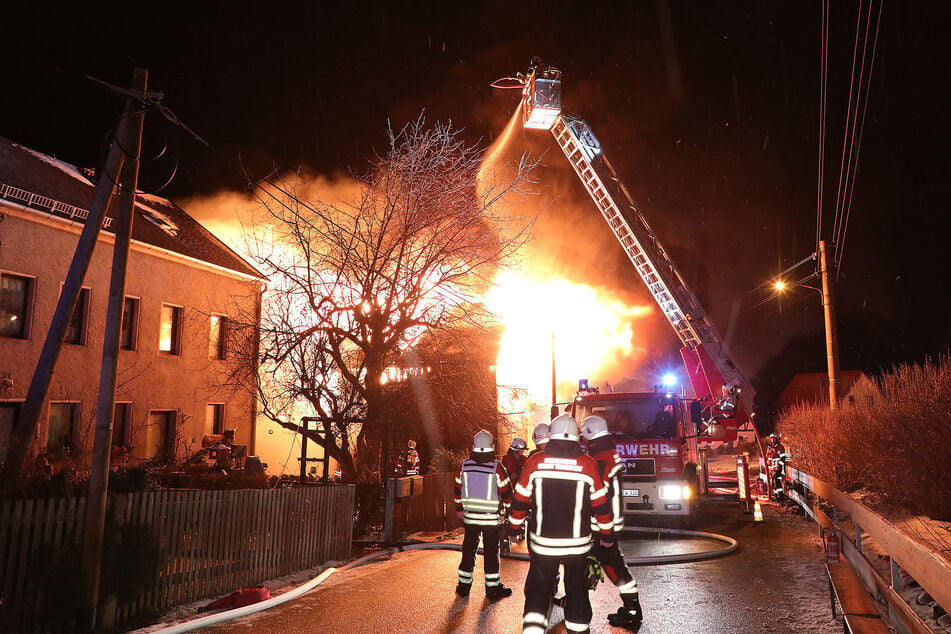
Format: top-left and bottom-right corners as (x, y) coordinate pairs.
(78, 68), (148, 633)
(550, 332), (558, 419)
(819, 240), (841, 409)
(0, 72), (144, 494)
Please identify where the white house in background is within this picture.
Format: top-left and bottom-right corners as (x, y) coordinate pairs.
(0, 136), (264, 468)
(776, 370), (881, 414)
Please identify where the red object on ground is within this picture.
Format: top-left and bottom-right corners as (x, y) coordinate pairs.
(199, 586), (271, 612)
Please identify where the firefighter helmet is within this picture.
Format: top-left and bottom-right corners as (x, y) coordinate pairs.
(532, 423), (550, 445)
(473, 429), (495, 453)
(580, 416), (610, 441)
(549, 414), (580, 441)
(510, 437), (527, 451)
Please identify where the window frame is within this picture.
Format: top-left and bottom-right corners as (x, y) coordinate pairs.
(120, 296), (140, 351)
(158, 303), (184, 355)
(64, 286), (91, 346)
(0, 271), (36, 340)
(112, 402), (132, 449)
(47, 401), (80, 452)
(205, 403), (225, 436)
(209, 314), (228, 360)
(145, 409), (177, 463)
(0, 400), (23, 463)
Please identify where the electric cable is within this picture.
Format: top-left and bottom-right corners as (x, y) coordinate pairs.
(816, 0), (830, 258)
(834, 0), (873, 264)
(836, 0), (884, 280)
(830, 0), (865, 263)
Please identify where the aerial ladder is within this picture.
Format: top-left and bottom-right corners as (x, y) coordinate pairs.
(508, 61), (764, 495)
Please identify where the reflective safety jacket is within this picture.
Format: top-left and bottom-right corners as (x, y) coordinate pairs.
(508, 439), (614, 557)
(586, 435), (624, 531)
(454, 456), (512, 526)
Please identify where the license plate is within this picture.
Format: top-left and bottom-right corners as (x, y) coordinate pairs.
(622, 488), (640, 497)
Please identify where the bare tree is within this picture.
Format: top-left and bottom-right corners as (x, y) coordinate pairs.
(230, 117), (535, 481)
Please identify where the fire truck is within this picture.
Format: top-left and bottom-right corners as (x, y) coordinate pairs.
(509, 60), (763, 522)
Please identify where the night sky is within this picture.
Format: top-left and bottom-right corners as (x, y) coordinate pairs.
(4, 2), (949, 415)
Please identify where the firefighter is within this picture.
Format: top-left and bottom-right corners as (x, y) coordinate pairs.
(509, 414), (615, 634)
(405, 439), (420, 476)
(501, 437), (528, 485)
(454, 429), (513, 600)
(580, 415), (643, 629)
(765, 433), (788, 499)
(529, 423), (550, 456)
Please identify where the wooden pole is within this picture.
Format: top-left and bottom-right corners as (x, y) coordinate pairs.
(78, 68), (148, 632)
(819, 240), (841, 409)
(0, 72), (144, 494)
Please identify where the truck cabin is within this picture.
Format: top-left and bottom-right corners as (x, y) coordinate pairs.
(570, 393), (683, 441)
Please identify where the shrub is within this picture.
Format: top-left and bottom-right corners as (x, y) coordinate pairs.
(778, 355), (951, 520)
(429, 446), (469, 473)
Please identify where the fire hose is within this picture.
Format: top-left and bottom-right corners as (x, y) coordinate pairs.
(144, 526), (737, 633)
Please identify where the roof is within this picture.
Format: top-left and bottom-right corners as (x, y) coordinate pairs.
(776, 370), (868, 412)
(0, 136), (262, 279)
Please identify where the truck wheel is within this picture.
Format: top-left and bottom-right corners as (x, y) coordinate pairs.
(682, 463), (701, 529)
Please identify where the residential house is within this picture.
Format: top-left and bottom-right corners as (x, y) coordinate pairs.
(0, 137), (263, 468)
(776, 370), (880, 414)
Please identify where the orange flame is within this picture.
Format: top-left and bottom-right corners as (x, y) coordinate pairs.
(485, 268), (651, 399)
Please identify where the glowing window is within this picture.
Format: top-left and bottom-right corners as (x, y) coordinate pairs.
(159, 304), (182, 354)
(0, 273), (33, 339)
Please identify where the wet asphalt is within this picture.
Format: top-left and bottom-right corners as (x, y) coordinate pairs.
(198, 501), (841, 633)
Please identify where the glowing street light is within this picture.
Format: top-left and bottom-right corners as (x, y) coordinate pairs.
(773, 280), (786, 292)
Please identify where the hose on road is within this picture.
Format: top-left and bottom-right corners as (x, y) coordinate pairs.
(145, 526), (736, 633)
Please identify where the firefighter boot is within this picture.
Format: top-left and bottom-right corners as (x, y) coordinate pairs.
(485, 583), (513, 600)
(607, 594), (642, 629)
(455, 582), (471, 598)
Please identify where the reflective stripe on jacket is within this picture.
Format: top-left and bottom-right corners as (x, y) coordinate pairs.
(454, 459), (511, 526)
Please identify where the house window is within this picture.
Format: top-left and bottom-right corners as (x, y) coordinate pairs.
(159, 304), (182, 354)
(48, 402), (78, 452)
(65, 287), (90, 345)
(205, 403), (225, 436)
(0, 273), (33, 339)
(209, 315), (227, 359)
(848, 395), (856, 407)
(0, 402), (21, 462)
(120, 297), (139, 351)
(146, 410), (176, 463)
(112, 402), (131, 449)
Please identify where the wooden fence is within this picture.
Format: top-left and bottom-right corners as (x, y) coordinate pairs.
(0, 485), (354, 631)
(387, 472), (462, 541)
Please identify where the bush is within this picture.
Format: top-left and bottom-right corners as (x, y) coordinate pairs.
(778, 356), (951, 520)
(429, 446), (469, 473)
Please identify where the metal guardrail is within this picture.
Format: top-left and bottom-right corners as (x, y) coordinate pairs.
(1, 182), (113, 228)
(785, 466), (947, 634)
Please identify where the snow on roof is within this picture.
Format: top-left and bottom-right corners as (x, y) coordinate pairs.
(20, 145), (94, 186)
(0, 136), (262, 279)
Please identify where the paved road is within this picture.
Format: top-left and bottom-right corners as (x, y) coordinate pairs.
(200, 502), (840, 633)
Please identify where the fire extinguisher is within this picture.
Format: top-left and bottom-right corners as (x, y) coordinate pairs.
(822, 527), (840, 564)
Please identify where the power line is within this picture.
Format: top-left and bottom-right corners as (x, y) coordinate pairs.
(816, 0), (830, 258)
(836, 0), (884, 280)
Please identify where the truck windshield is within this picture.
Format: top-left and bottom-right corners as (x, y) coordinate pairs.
(574, 399), (677, 440)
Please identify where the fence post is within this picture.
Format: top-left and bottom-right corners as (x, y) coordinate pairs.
(384, 479), (394, 544)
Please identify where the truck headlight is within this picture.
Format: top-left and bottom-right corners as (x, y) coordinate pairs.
(658, 485), (683, 500)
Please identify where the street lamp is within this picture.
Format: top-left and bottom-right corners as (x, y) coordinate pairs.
(770, 240), (841, 410)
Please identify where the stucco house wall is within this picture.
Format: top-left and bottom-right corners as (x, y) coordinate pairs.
(0, 138), (262, 466)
